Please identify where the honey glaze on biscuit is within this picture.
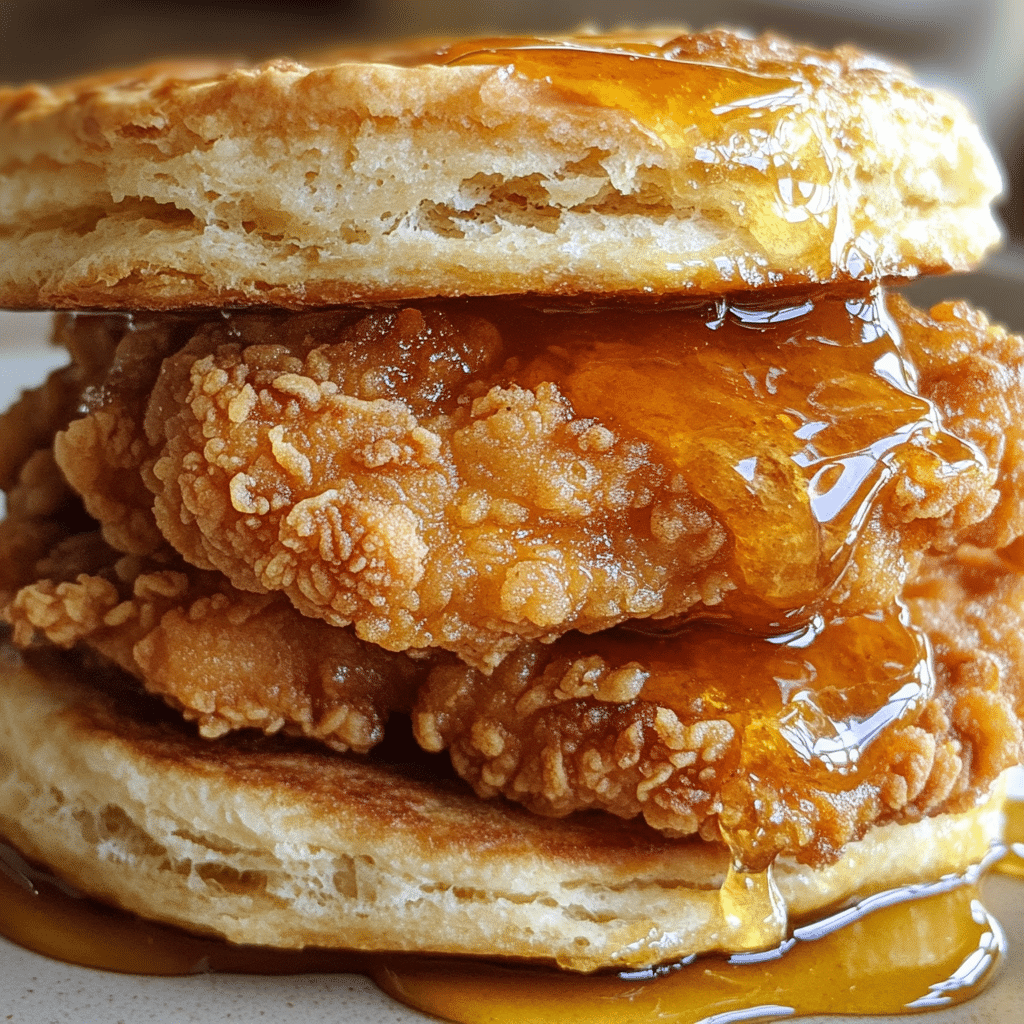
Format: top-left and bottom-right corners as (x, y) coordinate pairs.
(0, 832), (1013, 1022)
(436, 35), (862, 280)
(379, 796), (1024, 1024)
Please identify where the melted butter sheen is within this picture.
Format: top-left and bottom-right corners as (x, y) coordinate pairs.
(1, 818), (1018, 1023)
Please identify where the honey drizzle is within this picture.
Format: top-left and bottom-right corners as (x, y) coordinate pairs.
(0, 816), (1018, 1023)
(501, 288), (983, 628)
(443, 40), (803, 148)
(997, 797), (1024, 879)
(717, 862), (788, 952)
(377, 881), (1003, 1024)
(436, 37), (851, 278)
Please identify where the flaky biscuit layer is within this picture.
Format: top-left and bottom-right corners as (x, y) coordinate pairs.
(0, 645), (1005, 971)
(0, 30), (1002, 310)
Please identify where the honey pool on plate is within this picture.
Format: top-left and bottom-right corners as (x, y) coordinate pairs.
(0, 799), (1020, 1024)
(1, 259), (1023, 1021)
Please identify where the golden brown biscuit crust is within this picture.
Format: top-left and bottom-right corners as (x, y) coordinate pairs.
(0, 643), (1006, 971)
(0, 29), (1002, 310)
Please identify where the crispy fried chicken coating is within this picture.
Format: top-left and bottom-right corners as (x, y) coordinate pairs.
(895, 295), (1024, 551)
(50, 291), (1018, 669)
(0, 312), (174, 598)
(0, 317), (427, 753)
(5, 537), (427, 753)
(54, 314), (196, 557)
(2, 292), (1024, 870)
(903, 549), (1024, 784)
(414, 550), (1024, 869)
(0, 344), (102, 599)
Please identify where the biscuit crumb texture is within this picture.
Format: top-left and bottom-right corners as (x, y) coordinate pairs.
(0, 30), (1002, 309)
(0, 648), (1005, 970)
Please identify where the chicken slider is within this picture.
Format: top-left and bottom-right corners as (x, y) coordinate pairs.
(0, 28), (1020, 975)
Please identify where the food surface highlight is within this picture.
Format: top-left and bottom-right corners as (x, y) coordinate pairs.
(0, 25), (1022, 1024)
(0, 31), (1001, 309)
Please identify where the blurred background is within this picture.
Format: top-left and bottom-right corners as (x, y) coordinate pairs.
(0, 0), (1021, 251)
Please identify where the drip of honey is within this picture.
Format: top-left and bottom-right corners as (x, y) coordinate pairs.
(435, 36), (850, 278)
(576, 601), (932, 759)
(997, 797), (1024, 879)
(502, 289), (983, 626)
(0, 832), (1013, 1023)
(717, 863), (788, 951)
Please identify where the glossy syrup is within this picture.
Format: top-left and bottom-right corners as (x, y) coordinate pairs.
(440, 36), (802, 148)
(497, 601), (939, 872)
(498, 289), (983, 626)
(0, 805), (1019, 1023)
(998, 798), (1024, 879)
(378, 877), (1004, 1024)
(435, 35), (855, 279)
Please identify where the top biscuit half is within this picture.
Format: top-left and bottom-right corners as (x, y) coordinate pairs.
(0, 29), (1004, 311)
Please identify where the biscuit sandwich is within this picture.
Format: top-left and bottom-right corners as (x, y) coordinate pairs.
(0, 28), (1021, 976)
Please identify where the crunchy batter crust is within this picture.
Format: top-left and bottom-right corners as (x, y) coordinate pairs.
(5, 538), (427, 754)
(13, 294), (1021, 670)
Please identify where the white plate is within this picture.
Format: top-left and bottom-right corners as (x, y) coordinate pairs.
(1, 299), (1023, 1024)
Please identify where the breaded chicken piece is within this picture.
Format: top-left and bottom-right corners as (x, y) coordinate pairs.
(141, 308), (719, 670)
(3, 294), (1024, 858)
(0, 320), (428, 754)
(5, 537), (428, 753)
(0, 359), (100, 599)
(54, 313), (194, 556)
(413, 550), (1024, 869)
(52, 292), (1018, 669)
(896, 294), (1024, 551)
(0, 448), (81, 598)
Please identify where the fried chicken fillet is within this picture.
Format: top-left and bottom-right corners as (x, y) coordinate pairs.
(0, 28), (1021, 972)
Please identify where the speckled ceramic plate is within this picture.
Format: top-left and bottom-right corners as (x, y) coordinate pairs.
(1, 269), (1023, 1023)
